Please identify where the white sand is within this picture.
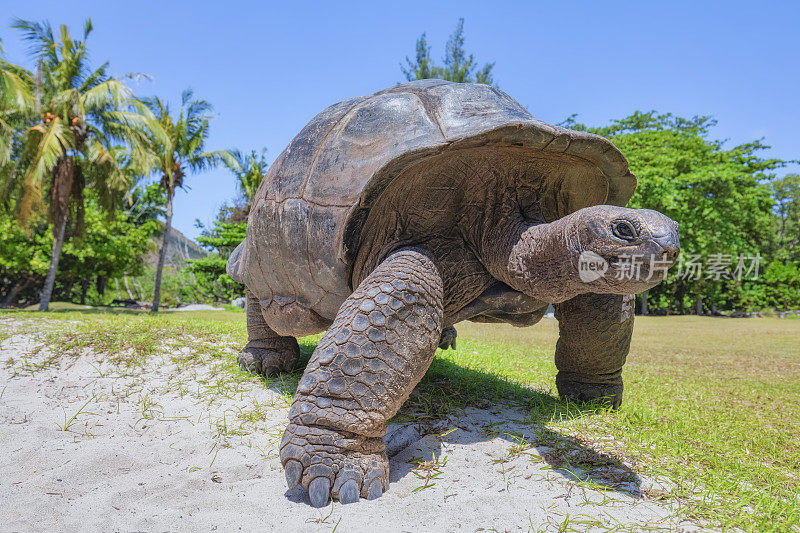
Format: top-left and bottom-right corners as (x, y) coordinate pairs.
(168, 304), (225, 311)
(0, 317), (696, 532)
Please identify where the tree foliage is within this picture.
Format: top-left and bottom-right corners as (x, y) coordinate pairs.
(226, 148), (268, 205)
(186, 220), (247, 302)
(8, 18), (159, 226)
(772, 173), (800, 261)
(402, 18), (495, 85)
(0, 190), (158, 306)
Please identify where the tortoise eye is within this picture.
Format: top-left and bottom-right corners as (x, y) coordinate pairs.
(613, 220), (638, 241)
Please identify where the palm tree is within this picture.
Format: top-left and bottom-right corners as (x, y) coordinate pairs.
(226, 148), (268, 206)
(7, 19), (162, 311)
(0, 37), (33, 168)
(0, 38), (34, 210)
(142, 90), (236, 312)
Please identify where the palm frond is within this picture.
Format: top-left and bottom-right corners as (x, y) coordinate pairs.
(0, 68), (34, 111)
(82, 79), (134, 111)
(105, 110), (170, 147)
(181, 88), (194, 107)
(83, 137), (116, 166)
(189, 149), (236, 172)
(186, 98), (213, 121)
(223, 149), (244, 173)
(22, 118), (74, 184)
(80, 61), (109, 92)
(0, 116), (13, 165)
(17, 118), (73, 225)
(82, 139), (130, 208)
(127, 97), (157, 120)
(83, 18), (94, 40)
(12, 19), (58, 64)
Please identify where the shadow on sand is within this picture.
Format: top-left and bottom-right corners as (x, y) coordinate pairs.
(268, 338), (643, 502)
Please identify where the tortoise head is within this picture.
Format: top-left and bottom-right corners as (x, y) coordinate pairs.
(567, 205), (680, 294)
(499, 205), (680, 303)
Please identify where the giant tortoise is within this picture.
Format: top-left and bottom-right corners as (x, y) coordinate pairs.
(227, 79), (680, 506)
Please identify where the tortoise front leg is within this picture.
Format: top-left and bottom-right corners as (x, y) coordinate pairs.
(554, 293), (635, 408)
(280, 248), (444, 506)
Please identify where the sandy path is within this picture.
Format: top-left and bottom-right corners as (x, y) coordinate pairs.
(0, 317), (693, 532)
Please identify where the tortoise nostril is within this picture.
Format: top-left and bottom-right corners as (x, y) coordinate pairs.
(653, 233), (680, 262)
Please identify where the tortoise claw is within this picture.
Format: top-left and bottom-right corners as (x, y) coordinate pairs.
(338, 479), (360, 504)
(309, 477), (331, 508)
(366, 479), (383, 500)
(284, 459), (302, 489)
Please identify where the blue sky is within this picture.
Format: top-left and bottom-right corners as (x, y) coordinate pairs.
(3, 1), (798, 240)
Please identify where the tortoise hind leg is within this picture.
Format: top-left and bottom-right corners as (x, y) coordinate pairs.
(280, 248), (444, 506)
(239, 289), (300, 376)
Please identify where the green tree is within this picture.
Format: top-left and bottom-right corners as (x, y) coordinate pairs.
(0, 210), (51, 306)
(772, 173), (800, 260)
(56, 192), (157, 304)
(402, 18), (495, 85)
(186, 221), (247, 302)
(142, 90), (236, 311)
(0, 188), (157, 307)
(4, 19), (160, 311)
(182, 148), (267, 302)
(126, 181), (166, 227)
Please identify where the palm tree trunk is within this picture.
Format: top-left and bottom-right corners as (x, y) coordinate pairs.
(151, 190), (174, 312)
(39, 156), (75, 311)
(39, 211), (68, 311)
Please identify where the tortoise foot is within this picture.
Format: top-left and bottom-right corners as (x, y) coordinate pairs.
(238, 338), (300, 376)
(556, 374), (623, 409)
(280, 423), (389, 507)
(438, 325), (457, 350)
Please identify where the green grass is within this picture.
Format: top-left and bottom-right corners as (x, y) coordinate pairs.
(1, 307), (798, 531)
(454, 318), (800, 532)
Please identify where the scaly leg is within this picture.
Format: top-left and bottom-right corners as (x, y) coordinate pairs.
(280, 248), (444, 506)
(239, 289), (300, 375)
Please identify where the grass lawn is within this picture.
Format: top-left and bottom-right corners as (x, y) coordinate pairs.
(2, 306), (798, 531)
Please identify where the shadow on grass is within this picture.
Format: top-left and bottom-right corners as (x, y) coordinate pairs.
(267, 338), (643, 499)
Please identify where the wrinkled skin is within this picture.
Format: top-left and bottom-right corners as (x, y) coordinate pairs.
(240, 205), (679, 506)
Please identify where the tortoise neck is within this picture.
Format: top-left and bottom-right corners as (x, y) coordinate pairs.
(483, 214), (587, 304)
